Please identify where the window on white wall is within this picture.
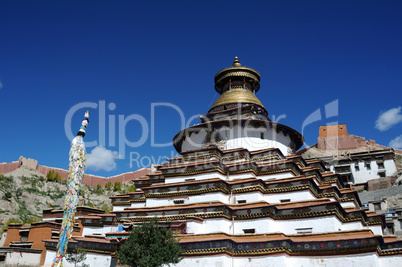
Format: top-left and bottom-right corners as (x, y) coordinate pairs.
(174, 199), (185, 204)
(366, 162), (371, 170)
(374, 203), (381, 211)
(354, 161), (360, 171)
(296, 228), (312, 234)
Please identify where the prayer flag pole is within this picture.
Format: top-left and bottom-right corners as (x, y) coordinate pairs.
(51, 111), (89, 267)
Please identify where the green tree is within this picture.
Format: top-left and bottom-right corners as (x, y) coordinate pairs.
(65, 247), (87, 267)
(118, 218), (183, 267)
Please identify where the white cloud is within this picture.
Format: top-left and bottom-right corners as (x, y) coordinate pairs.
(0, 82), (3, 90)
(86, 146), (118, 172)
(389, 135), (402, 149)
(375, 106), (402, 131)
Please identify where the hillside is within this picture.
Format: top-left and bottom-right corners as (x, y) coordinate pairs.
(0, 166), (134, 233)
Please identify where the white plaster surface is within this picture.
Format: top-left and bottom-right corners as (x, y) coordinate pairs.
(2, 251), (41, 266)
(44, 250), (112, 267)
(141, 190), (317, 207)
(81, 225), (118, 236)
(331, 159), (398, 184)
(185, 215), (370, 235)
(165, 172), (226, 184)
(180, 125), (294, 156)
(174, 252), (400, 267)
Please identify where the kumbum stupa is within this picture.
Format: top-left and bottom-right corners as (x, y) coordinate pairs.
(43, 58), (402, 266)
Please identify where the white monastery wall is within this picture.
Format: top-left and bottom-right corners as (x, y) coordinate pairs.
(288, 253), (391, 267)
(174, 251), (397, 267)
(383, 158), (397, 176)
(146, 192), (230, 207)
(186, 216), (370, 235)
(226, 137), (290, 156)
(113, 205), (131, 211)
(81, 225), (118, 236)
(234, 190), (316, 204)
(165, 172), (226, 184)
(332, 159), (397, 184)
(126, 190), (320, 210)
(257, 172), (295, 180)
(181, 125), (293, 156)
(340, 201), (358, 209)
(228, 172), (256, 180)
(130, 202), (146, 208)
(2, 251), (41, 266)
(367, 224), (383, 236)
(174, 254), (233, 267)
(44, 250), (112, 267)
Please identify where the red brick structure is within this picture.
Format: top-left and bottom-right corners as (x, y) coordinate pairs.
(319, 124), (348, 138)
(2, 207), (104, 266)
(317, 124), (375, 150)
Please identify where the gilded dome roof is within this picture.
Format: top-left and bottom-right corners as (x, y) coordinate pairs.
(210, 57), (265, 111)
(214, 57), (261, 94)
(210, 88), (265, 110)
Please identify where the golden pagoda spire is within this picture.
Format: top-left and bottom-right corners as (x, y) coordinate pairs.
(209, 57), (265, 112)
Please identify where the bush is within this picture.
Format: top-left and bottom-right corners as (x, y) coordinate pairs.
(100, 203), (112, 213)
(1, 218), (23, 233)
(15, 188), (23, 199)
(127, 184), (136, 193)
(79, 189), (85, 198)
(24, 216), (42, 224)
(4, 176), (13, 183)
(105, 182), (112, 190)
(114, 182), (122, 191)
(3, 192), (12, 201)
(46, 170), (63, 182)
(95, 184), (104, 194)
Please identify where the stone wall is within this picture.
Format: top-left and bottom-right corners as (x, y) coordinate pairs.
(36, 165), (151, 187)
(0, 161), (20, 174)
(18, 156), (37, 170)
(367, 176), (398, 191)
(1, 157), (151, 187)
(317, 135), (368, 150)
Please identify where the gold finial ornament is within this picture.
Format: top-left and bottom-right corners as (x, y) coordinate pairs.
(232, 56), (241, 67)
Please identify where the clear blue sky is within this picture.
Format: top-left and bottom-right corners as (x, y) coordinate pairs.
(1, 1), (401, 177)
